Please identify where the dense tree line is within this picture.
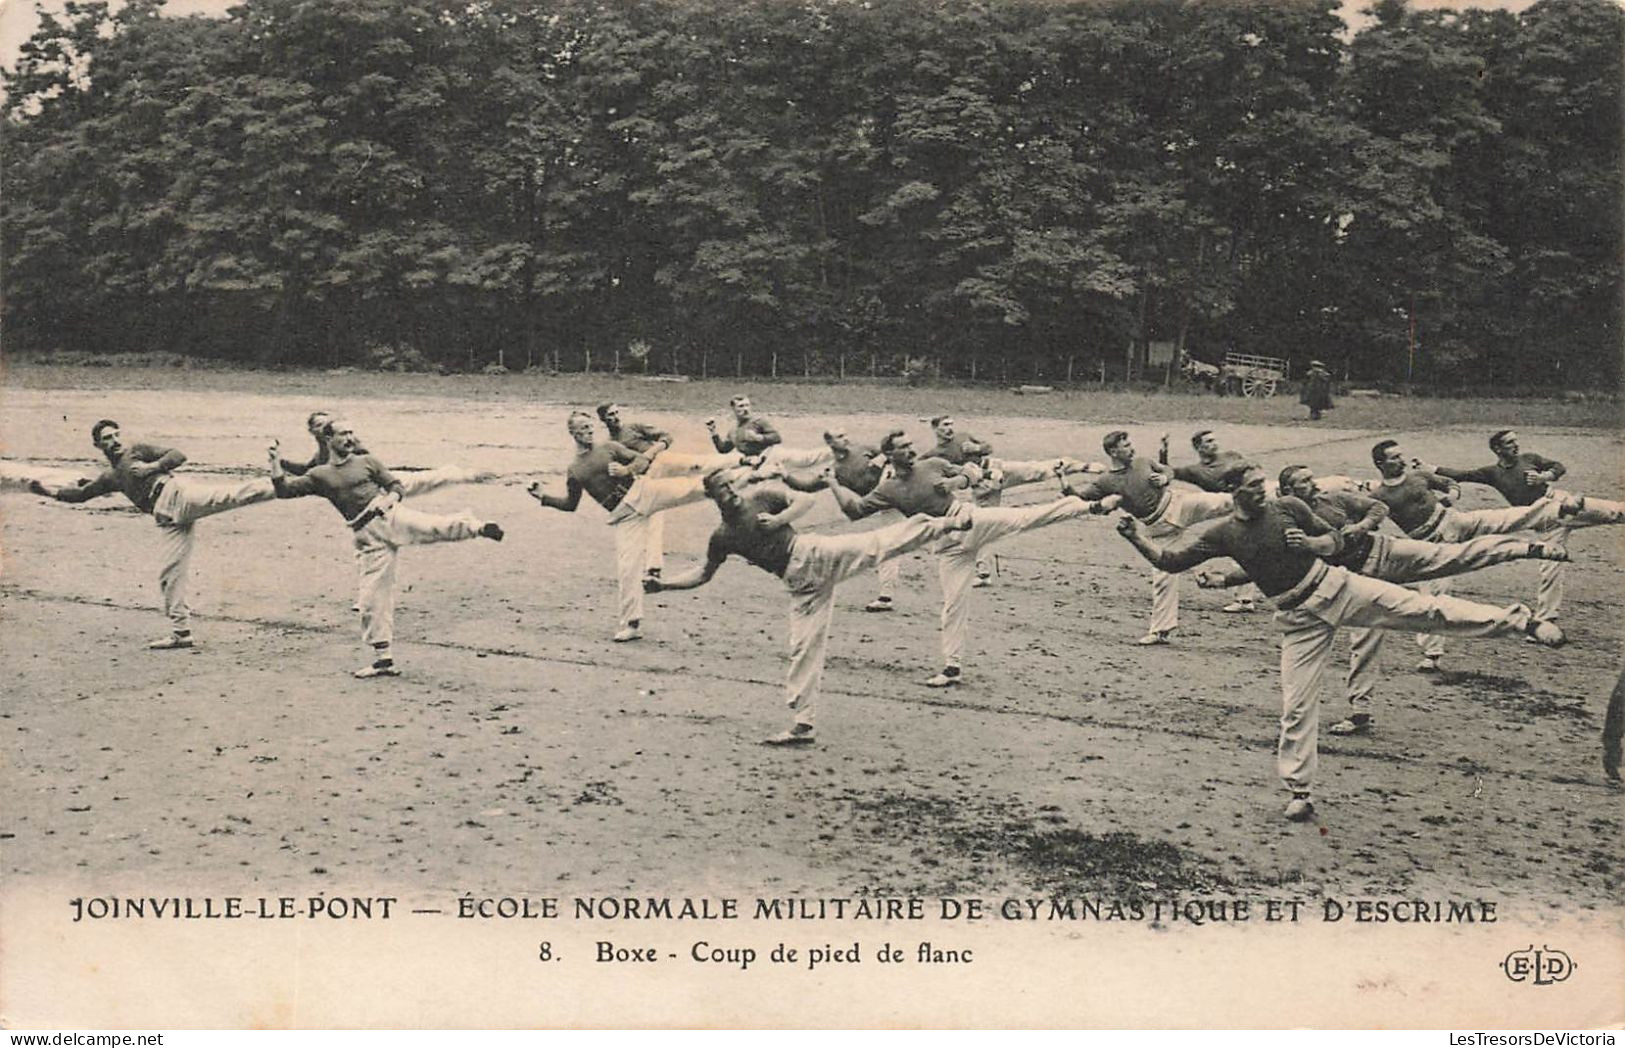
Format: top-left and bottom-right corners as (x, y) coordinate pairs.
(2, 0), (1619, 387)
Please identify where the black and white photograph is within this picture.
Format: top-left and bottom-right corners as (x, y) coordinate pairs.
(1, 0), (1620, 1030)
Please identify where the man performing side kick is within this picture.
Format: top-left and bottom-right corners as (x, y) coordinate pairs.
(707, 395), (831, 471)
(596, 402), (741, 582)
(830, 433), (1118, 688)
(1211, 465), (1572, 736)
(647, 469), (970, 745)
(1434, 429), (1625, 627)
(268, 420), (502, 677)
(31, 419), (277, 649)
(1117, 465), (1565, 822)
(778, 427), (906, 612)
(1161, 429), (1259, 613)
(1069, 430), (1230, 645)
(281, 409), (496, 495)
(532, 411), (726, 642)
(1367, 438), (1616, 671)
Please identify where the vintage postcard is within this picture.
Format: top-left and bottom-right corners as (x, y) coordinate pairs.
(2, 0), (1620, 1030)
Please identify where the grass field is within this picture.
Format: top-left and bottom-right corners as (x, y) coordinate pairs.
(2, 367), (1622, 1024)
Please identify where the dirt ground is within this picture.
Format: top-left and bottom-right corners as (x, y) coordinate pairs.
(2, 378), (1621, 916)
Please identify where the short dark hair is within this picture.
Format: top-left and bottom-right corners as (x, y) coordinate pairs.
(306, 409), (332, 430)
(596, 403), (617, 422)
(1191, 429), (1214, 449)
(1279, 464), (1310, 491)
(930, 415), (951, 428)
(880, 430), (910, 454)
(1372, 439), (1400, 466)
(1103, 430), (1130, 454)
(702, 468), (734, 502)
(319, 419), (341, 441)
(1489, 429), (1515, 451)
(729, 394), (750, 407)
(90, 419), (120, 445)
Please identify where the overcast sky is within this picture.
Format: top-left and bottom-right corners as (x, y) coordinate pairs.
(0, 0), (1544, 76)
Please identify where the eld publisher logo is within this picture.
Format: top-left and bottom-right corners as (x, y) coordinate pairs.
(1500, 945), (1576, 985)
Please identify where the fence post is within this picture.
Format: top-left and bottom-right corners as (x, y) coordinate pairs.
(771, 351), (778, 379)
(584, 348), (591, 374)
(1067, 354), (1075, 384)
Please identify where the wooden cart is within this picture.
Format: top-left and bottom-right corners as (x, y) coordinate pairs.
(1218, 351), (1289, 397)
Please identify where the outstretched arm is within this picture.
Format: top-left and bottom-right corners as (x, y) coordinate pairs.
(268, 441), (319, 498)
(35, 470), (115, 503)
(531, 475), (583, 512)
(829, 477), (873, 520)
(647, 550), (727, 592)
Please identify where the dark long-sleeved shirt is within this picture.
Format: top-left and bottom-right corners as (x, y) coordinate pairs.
(1437, 453), (1565, 507)
(606, 420), (672, 456)
(1143, 497), (1342, 597)
(711, 417), (782, 456)
(279, 439), (372, 477)
(1075, 458), (1170, 521)
(1308, 489), (1390, 569)
(54, 443), (186, 513)
(704, 489), (798, 579)
(272, 454), (404, 522)
(540, 442), (649, 512)
(924, 433), (992, 466)
(854, 458), (965, 518)
(1369, 470), (1457, 534)
(1171, 451), (1250, 493)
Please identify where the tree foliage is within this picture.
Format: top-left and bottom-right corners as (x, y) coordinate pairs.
(2, 0), (1619, 387)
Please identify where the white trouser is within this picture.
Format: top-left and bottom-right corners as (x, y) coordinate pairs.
(352, 504), (485, 651)
(762, 445), (834, 471)
(782, 515), (951, 727)
(608, 475), (710, 628)
(647, 450), (740, 478)
(395, 466), (493, 497)
(1277, 565), (1532, 794)
(1412, 498), (1588, 654)
(151, 475), (278, 633)
(1344, 532), (1538, 710)
(876, 557), (900, 600)
(937, 498), (1099, 669)
(1146, 490), (1232, 634)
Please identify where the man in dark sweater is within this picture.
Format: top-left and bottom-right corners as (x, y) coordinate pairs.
(647, 469), (969, 745)
(281, 408), (496, 495)
(1369, 438), (1619, 671)
(596, 402), (742, 583)
(1071, 431), (1229, 645)
(1117, 465), (1563, 822)
(269, 419), (503, 677)
(1212, 465), (1570, 736)
(829, 432), (1119, 688)
(31, 419), (277, 649)
(707, 395), (830, 471)
(1434, 429), (1625, 625)
(533, 411), (732, 643)
(1161, 429), (1260, 613)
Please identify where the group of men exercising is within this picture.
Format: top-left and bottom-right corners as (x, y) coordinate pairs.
(18, 398), (1624, 820)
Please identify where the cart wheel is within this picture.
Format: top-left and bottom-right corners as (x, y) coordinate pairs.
(1242, 371), (1278, 398)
